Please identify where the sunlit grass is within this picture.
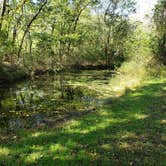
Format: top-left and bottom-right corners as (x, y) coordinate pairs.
(134, 113), (149, 119)
(25, 152), (43, 163)
(0, 68), (166, 165)
(31, 132), (46, 138)
(0, 147), (10, 156)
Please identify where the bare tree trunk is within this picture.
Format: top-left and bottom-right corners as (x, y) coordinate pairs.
(29, 32), (32, 56)
(104, 27), (111, 69)
(13, 0), (26, 43)
(104, 0), (118, 70)
(0, 0), (7, 31)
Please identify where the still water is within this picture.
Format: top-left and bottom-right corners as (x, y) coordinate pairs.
(0, 71), (111, 129)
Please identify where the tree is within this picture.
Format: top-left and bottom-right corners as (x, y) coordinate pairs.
(0, 0), (137, 72)
(102, 0), (136, 69)
(17, 0), (47, 59)
(153, 0), (166, 65)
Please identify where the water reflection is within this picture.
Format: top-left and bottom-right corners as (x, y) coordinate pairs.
(0, 71), (111, 129)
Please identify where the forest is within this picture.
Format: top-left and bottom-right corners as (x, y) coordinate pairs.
(0, 0), (166, 165)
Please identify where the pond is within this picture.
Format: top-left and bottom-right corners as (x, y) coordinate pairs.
(0, 70), (112, 129)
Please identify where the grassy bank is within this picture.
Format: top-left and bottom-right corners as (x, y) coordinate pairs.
(0, 74), (165, 165)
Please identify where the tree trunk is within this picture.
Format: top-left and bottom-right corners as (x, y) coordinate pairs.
(17, 0), (47, 59)
(0, 0), (7, 31)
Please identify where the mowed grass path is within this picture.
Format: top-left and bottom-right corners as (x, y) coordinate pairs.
(0, 78), (166, 165)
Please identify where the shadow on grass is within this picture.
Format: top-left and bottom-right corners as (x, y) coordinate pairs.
(0, 82), (166, 165)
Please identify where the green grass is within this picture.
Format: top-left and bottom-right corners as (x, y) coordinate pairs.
(0, 77), (166, 165)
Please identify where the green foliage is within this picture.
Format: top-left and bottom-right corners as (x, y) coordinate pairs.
(0, 0), (137, 70)
(0, 1), (165, 164)
(0, 30), (16, 61)
(0, 0), (163, 71)
(0, 75), (165, 165)
(101, 0), (136, 68)
(152, 0), (166, 64)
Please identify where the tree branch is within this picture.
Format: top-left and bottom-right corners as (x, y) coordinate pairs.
(18, 0), (47, 59)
